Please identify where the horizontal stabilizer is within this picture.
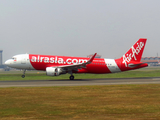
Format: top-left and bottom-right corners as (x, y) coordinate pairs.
(128, 63), (146, 68)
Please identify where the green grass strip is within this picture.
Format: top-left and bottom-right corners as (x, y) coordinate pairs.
(0, 69), (160, 81)
(0, 84), (160, 119)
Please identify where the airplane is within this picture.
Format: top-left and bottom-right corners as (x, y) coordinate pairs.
(5, 38), (148, 80)
(157, 60), (160, 65)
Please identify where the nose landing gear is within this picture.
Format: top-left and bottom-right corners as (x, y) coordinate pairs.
(21, 69), (26, 78)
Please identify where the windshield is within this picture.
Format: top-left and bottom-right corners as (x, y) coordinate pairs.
(12, 57), (17, 61)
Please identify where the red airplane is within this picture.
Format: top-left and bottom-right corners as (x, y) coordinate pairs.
(5, 38), (148, 80)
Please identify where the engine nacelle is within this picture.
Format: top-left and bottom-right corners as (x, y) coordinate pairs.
(46, 67), (62, 76)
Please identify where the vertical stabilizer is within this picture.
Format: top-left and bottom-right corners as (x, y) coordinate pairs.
(121, 38), (147, 67)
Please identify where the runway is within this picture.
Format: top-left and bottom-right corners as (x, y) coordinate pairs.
(0, 77), (160, 87)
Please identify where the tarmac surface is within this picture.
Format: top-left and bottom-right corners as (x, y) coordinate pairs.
(0, 77), (160, 87)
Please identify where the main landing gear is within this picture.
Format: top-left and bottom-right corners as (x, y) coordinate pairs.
(21, 69), (26, 78)
(69, 71), (74, 80)
(69, 75), (74, 80)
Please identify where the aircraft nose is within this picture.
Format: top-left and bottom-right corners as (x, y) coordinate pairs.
(5, 59), (11, 66)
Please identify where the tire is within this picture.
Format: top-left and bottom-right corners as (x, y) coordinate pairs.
(21, 75), (25, 78)
(69, 76), (74, 80)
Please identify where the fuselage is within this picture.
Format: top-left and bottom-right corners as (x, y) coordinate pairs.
(4, 38), (148, 80)
(5, 54), (148, 74)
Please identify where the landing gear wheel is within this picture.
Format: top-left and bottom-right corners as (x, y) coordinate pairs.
(21, 75), (25, 78)
(69, 75), (74, 80)
(21, 69), (26, 78)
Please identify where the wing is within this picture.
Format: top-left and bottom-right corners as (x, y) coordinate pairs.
(48, 53), (97, 72)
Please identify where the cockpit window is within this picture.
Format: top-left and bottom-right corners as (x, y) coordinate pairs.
(12, 57), (17, 61)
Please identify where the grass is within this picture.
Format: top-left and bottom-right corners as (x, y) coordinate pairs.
(0, 67), (160, 119)
(0, 68), (160, 81)
(0, 84), (160, 119)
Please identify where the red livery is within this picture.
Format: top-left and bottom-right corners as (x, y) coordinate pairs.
(5, 38), (148, 80)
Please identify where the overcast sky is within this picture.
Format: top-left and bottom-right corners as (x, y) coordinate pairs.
(1, 0), (160, 63)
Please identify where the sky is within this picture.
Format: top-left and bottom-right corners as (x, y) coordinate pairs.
(1, 0), (160, 63)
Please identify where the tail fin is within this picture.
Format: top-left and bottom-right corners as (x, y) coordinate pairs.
(122, 38), (147, 67)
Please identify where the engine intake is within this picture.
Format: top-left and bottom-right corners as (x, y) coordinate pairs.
(46, 67), (62, 76)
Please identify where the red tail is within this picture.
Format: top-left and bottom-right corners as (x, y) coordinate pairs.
(121, 38), (147, 67)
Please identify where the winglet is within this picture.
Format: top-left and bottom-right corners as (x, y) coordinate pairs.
(87, 53), (97, 64)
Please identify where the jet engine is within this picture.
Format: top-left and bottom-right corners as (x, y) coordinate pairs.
(46, 67), (62, 76)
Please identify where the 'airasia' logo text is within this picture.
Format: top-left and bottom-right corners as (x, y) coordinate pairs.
(122, 42), (144, 67)
(30, 56), (88, 64)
